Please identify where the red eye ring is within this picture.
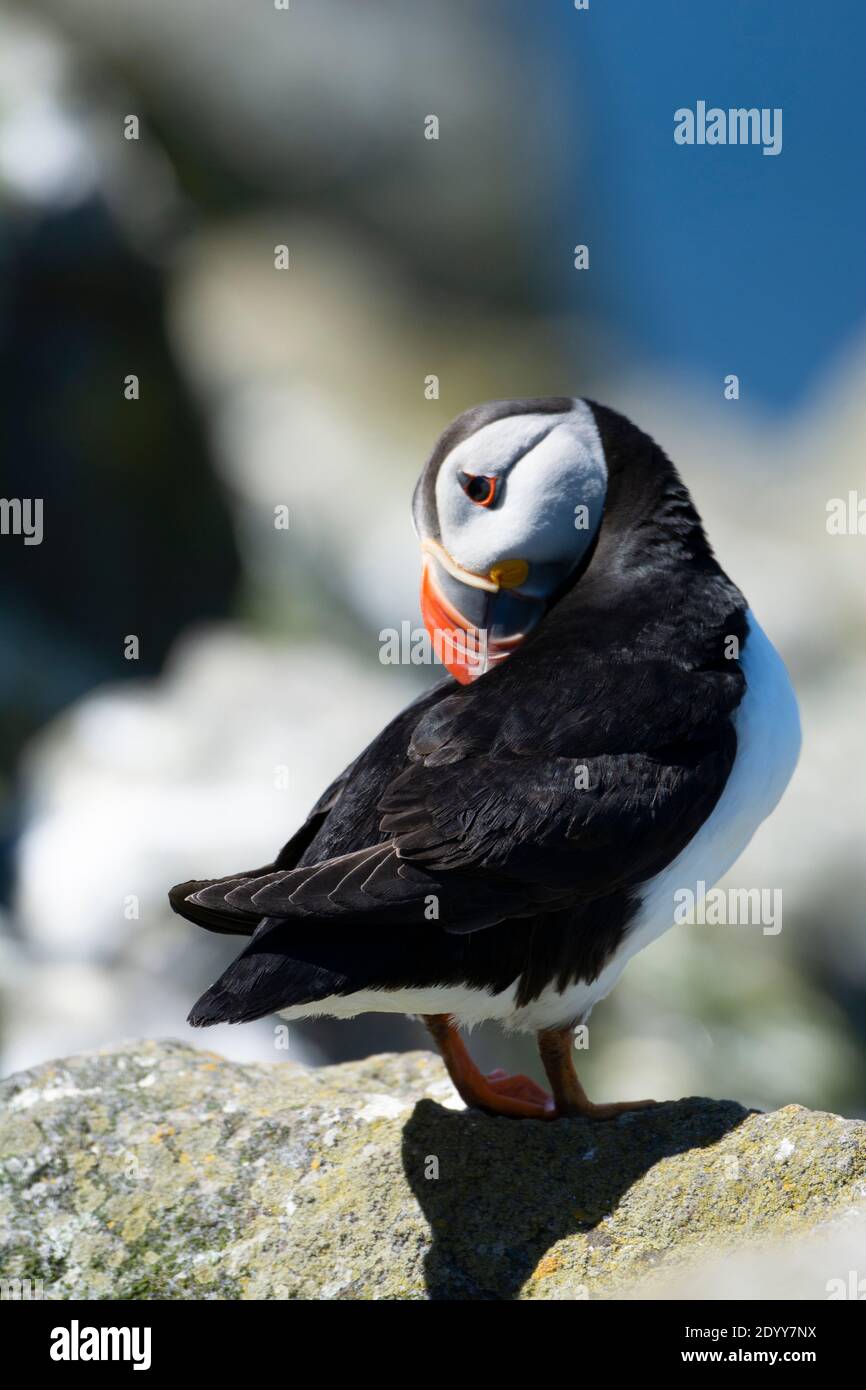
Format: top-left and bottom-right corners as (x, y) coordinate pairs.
(459, 471), (498, 507)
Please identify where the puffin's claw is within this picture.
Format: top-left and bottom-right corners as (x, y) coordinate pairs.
(485, 1070), (556, 1114)
(423, 1015), (555, 1120)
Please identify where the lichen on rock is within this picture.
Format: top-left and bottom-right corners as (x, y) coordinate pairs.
(1, 1040), (864, 1300)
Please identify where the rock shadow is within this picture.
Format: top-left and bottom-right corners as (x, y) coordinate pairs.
(401, 1096), (751, 1300)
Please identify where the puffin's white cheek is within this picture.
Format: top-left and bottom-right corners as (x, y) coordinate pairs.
(504, 467), (605, 566)
(439, 500), (529, 574)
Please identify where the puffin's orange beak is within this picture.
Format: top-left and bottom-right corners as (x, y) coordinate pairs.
(420, 561), (487, 684)
(420, 546), (531, 684)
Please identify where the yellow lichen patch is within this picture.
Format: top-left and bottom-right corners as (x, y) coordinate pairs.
(73, 1180), (106, 1216)
(149, 1124), (176, 1144)
(89, 1107), (111, 1135)
(120, 1200), (151, 1243)
(531, 1251), (563, 1281)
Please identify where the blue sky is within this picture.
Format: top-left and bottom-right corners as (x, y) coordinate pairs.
(523, 0), (866, 412)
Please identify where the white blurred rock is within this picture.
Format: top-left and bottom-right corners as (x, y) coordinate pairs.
(14, 626), (415, 963)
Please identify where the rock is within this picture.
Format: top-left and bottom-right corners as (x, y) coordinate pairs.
(1, 1040), (865, 1300)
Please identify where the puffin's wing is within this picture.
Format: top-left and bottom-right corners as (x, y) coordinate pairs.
(182, 722), (733, 934)
(183, 840), (555, 932)
(366, 637), (743, 907)
(169, 867), (274, 936)
(378, 737), (737, 912)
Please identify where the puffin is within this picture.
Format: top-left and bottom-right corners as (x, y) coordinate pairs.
(170, 397), (801, 1120)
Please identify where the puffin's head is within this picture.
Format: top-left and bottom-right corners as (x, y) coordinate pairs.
(413, 397), (607, 683)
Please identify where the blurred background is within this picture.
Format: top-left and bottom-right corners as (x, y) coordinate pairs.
(1, 0), (864, 1117)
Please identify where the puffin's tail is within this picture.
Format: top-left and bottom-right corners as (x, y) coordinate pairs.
(187, 916), (357, 1027)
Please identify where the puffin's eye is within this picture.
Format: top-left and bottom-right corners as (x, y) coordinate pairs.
(458, 471), (498, 507)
